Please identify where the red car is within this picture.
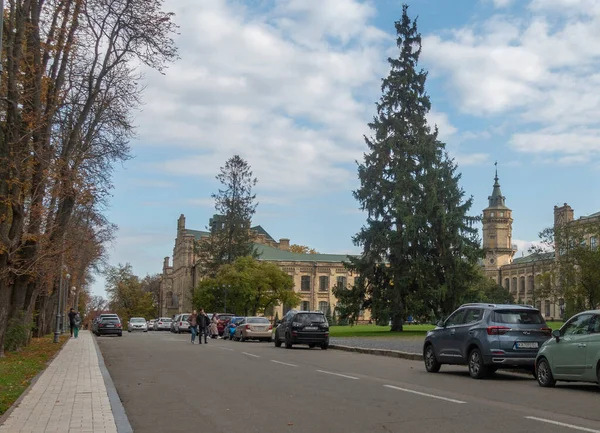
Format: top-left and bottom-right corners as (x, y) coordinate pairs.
(215, 313), (235, 336)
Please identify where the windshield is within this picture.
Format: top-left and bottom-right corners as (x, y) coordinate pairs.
(130, 318), (145, 322)
(493, 310), (544, 325)
(248, 317), (270, 324)
(102, 317), (120, 323)
(296, 313), (326, 325)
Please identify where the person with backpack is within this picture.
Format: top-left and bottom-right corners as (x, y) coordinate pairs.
(198, 309), (210, 344)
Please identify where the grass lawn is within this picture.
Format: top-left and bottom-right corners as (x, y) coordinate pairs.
(0, 334), (68, 416)
(329, 321), (564, 338)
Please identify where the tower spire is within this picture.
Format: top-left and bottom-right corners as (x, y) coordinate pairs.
(488, 162), (506, 208)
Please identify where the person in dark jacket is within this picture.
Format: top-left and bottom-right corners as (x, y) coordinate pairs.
(188, 310), (199, 344)
(198, 309), (210, 344)
(68, 308), (77, 337)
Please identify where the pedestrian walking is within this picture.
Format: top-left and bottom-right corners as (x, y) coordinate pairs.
(198, 309), (210, 344)
(68, 308), (77, 337)
(188, 310), (199, 344)
(73, 312), (82, 339)
(210, 313), (219, 339)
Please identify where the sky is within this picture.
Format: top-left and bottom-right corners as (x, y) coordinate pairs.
(92, 0), (600, 296)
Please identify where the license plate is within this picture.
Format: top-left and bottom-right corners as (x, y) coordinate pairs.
(304, 327), (318, 331)
(107, 325), (114, 328)
(515, 342), (538, 349)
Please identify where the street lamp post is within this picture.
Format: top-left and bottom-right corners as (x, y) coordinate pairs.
(62, 274), (70, 333)
(53, 266), (64, 343)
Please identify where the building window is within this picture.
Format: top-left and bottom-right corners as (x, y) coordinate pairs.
(527, 275), (534, 294)
(490, 212), (495, 217)
(591, 237), (597, 250)
(500, 212), (504, 217)
(545, 300), (551, 317)
(301, 276), (311, 291)
(511, 277), (517, 293)
(336, 276), (347, 289)
(301, 301), (310, 311)
(319, 276), (329, 291)
(504, 278), (510, 290)
(318, 301), (328, 314)
(519, 276), (525, 294)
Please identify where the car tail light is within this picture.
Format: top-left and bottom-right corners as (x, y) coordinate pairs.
(99, 323), (104, 328)
(245, 324), (250, 330)
(159, 322), (162, 325)
(541, 327), (552, 336)
(487, 326), (510, 335)
(116, 323), (121, 328)
(269, 324), (273, 330)
(179, 322), (182, 326)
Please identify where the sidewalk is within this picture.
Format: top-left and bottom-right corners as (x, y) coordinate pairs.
(0, 331), (120, 433)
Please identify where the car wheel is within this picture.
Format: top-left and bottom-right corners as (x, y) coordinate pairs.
(308, 343), (316, 348)
(424, 344), (441, 373)
(274, 336), (282, 347)
(536, 358), (556, 388)
(468, 348), (488, 379)
(321, 342), (328, 350)
(118, 333), (122, 337)
(128, 330), (131, 333)
(285, 334), (293, 349)
(240, 334), (245, 342)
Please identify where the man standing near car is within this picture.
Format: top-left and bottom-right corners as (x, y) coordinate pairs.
(198, 309), (210, 344)
(188, 310), (199, 344)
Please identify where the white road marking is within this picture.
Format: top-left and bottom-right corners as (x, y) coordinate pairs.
(525, 416), (600, 433)
(317, 370), (359, 380)
(271, 360), (298, 367)
(383, 385), (466, 404)
(242, 352), (260, 358)
(219, 347), (234, 351)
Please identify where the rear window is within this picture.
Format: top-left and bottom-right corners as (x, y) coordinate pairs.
(102, 317), (120, 323)
(248, 318), (270, 324)
(296, 313), (326, 324)
(181, 315), (190, 321)
(130, 318), (145, 322)
(493, 310), (544, 325)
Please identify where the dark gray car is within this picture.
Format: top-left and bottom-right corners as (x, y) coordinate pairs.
(423, 303), (551, 379)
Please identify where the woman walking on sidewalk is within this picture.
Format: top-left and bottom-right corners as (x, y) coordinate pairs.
(188, 310), (199, 344)
(73, 313), (82, 339)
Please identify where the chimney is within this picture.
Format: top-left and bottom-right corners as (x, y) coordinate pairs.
(554, 203), (574, 227)
(163, 257), (170, 269)
(177, 214), (186, 232)
(279, 238), (290, 251)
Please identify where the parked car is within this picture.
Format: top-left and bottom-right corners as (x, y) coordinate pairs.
(96, 316), (123, 337)
(274, 310), (329, 349)
(423, 303), (551, 379)
(171, 314), (181, 333)
(92, 313), (119, 334)
(216, 313), (235, 336)
(154, 317), (172, 331)
(535, 309), (600, 388)
(233, 317), (272, 342)
(174, 314), (191, 333)
(128, 317), (147, 332)
(147, 319), (155, 330)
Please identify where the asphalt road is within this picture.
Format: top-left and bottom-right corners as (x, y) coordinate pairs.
(97, 331), (600, 433)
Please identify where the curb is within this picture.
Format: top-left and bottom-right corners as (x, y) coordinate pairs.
(92, 334), (133, 433)
(0, 335), (69, 426)
(329, 344), (423, 361)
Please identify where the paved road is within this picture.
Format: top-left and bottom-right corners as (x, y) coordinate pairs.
(97, 331), (600, 433)
(330, 336), (423, 353)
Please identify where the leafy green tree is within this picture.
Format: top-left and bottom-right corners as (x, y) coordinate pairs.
(105, 264), (156, 324)
(461, 269), (514, 306)
(192, 257), (300, 316)
(198, 156), (258, 277)
(345, 5), (482, 331)
(289, 244), (319, 254)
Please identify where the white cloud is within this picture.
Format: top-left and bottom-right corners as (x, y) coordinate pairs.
(454, 153), (489, 166)
(426, 110), (457, 141)
(492, 0), (515, 7)
(422, 2), (600, 164)
(136, 0), (391, 193)
(512, 239), (549, 256)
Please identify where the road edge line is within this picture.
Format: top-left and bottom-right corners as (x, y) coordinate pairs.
(524, 416), (600, 433)
(383, 384), (467, 404)
(329, 344), (422, 361)
(92, 333), (133, 433)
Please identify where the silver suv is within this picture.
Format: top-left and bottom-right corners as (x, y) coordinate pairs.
(423, 303), (551, 379)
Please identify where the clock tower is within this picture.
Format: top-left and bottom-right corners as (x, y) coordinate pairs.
(482, 165), (516, 282)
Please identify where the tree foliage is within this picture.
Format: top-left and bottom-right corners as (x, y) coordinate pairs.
(460, 269), (514, 306)
(342, 5), (482, 331)
(289, 244), (319, 254)
(105, 264), (156, 324)
(192, 257), (299, 316)
(198, 156), (258, 277)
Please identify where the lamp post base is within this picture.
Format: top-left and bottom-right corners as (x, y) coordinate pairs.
(53, 313), (61, 343)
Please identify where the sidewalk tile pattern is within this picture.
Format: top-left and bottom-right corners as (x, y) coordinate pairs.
(0, 331), (118, 433)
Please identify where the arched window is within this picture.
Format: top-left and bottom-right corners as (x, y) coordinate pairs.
(527, 275), (534, 294)
(511, 277), (517, 293)
(318, 301), (328, 314)
(166, 291), (174, 307)
(519, 276), (526, 294)
(504, 278), (510, 290)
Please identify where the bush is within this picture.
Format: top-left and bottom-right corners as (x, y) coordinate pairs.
(4, 311), (32, 352)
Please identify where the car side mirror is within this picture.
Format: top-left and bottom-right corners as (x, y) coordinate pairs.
(552, 329), (561, 341)
(436, 320), (445, 328)
(275, 320), (281, 326)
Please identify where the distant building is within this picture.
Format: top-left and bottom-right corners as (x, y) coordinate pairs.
(481, 169), (599, 319)
(158, 214), (357, 319)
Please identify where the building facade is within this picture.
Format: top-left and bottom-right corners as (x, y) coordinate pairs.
(158, 214), (356, 319)
(481, 172), (600, 320)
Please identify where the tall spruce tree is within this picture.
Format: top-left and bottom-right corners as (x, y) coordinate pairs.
(343, 5), (482, 331)
(199, 155), (258, 277)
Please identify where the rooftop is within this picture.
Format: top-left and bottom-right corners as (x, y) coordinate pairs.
(511, 251), (555, 265)
(254, 243), (356, 263)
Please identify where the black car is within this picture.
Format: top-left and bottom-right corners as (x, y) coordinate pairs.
(274, 310), (329, 349)
(96, 316), (123, 337)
